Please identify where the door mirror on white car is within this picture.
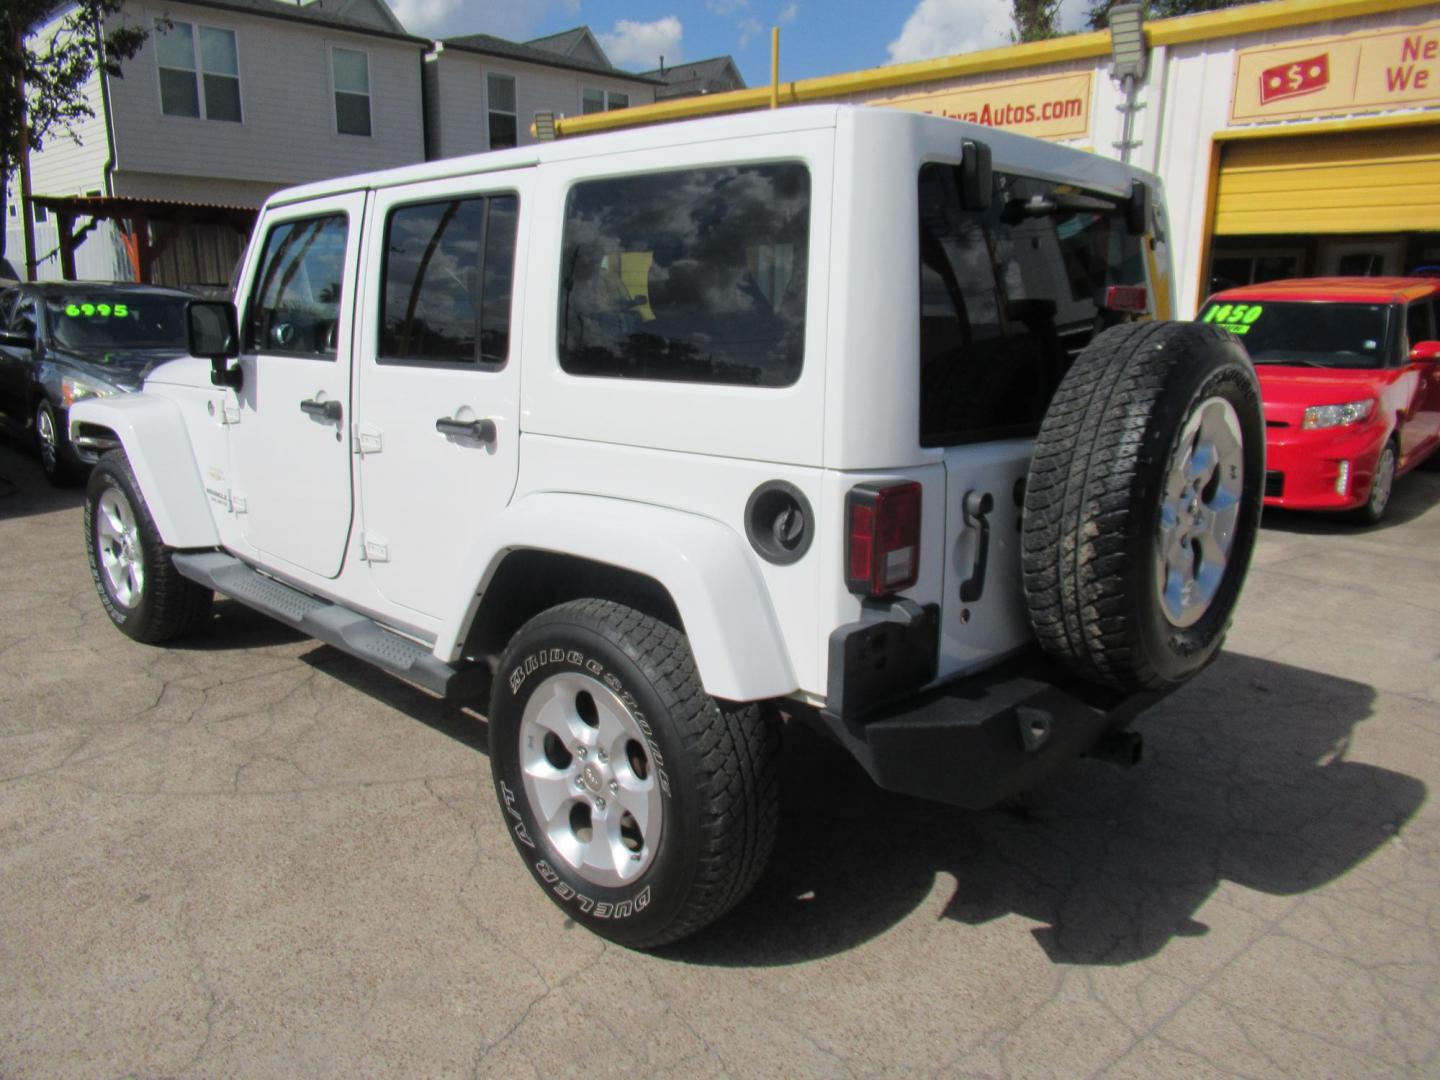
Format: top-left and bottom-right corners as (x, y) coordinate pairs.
(187, 300), (242, 389)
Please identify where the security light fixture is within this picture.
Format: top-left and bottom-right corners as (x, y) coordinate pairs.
(1109, 3), (1147, 83)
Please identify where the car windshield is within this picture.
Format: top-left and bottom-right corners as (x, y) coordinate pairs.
(1198, 299), (1392, 368)
(46, 293), (191, 351)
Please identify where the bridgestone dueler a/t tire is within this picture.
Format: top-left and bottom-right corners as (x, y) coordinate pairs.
(1022, 322), (1264, 692)
(489, 599), (780, 949)
(85, 451), (214, 644)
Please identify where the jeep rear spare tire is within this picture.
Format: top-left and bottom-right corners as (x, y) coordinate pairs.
(488, 599), (779, 949)
(1022, 321), (1264, 693)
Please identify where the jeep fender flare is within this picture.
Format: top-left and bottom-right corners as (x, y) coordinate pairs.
(68, 395), (220, 549)
(437, 493), (798, 703)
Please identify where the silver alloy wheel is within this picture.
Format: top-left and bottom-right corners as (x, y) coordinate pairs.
(1156, 396), (1245, 628)
(36, 401), (58, 474)
(518, 670), (662, 887)
(1368, 444), (1396, 518)
(95, 487), (146, 608)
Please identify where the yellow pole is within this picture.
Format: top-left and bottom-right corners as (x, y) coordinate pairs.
(770, 27), (779, 109)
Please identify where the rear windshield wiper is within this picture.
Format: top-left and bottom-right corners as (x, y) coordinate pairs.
(1000, 191), (1117, 223)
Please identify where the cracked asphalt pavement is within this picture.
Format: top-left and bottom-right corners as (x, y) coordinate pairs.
(1, 436), (1438, 1078)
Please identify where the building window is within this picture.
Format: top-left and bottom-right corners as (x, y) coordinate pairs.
(582, 87), (629, 114)
(379, 195), (519, 367)
(487, 73), (517, 150)
(332, 48), (371, 137)
(154, 19), (241, 122)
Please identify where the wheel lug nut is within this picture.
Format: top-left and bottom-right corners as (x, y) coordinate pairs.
(576, 747), (587, 759)
(595, 798), (606, 811)
(597, 750), (607, 763)
(575, 775), (585, 788)
(609, 780), (619, 793)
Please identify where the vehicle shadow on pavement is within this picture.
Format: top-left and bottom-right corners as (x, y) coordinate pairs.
(298, 642), (492, 755)
(665, 651), (1423, 967)
(1262, 470), (1440, 534)
(0, 437), (84, 520)
(172, 598), (311, 650)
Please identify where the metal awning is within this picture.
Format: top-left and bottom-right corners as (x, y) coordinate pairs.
(28, 194), (258, 282)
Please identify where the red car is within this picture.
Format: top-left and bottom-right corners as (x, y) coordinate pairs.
(1198, 278), (1440, 523)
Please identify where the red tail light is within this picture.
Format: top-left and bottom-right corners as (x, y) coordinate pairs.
(846, 482), (922, 598)
(1104, 284), (1148, 314)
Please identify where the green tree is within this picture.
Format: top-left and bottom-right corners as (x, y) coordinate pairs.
(1013, 0), (1064, 42)
(2, 1), (146, 265)
(1086, 0), (1257, 30)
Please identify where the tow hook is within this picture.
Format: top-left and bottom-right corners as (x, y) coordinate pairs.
(1086, 730), (1144, 769)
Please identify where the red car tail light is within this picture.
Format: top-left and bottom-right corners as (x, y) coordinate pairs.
(845, 481), (922, 598)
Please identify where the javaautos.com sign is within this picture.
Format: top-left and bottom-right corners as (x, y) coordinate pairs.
(1231, 21), (1440, 123)
(869, 71), (1093, 141)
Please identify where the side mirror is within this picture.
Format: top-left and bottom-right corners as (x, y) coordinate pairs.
(958, 138), (993, 212)
(1125, 179), (1150, 237)
(187, 300), (242, 390)
(1410, 340), (1440, 362)
(0, 328), (36, 350)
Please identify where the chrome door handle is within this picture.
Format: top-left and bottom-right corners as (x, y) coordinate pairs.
(300, 398), (342, 421)
(435, 417), (497, 443)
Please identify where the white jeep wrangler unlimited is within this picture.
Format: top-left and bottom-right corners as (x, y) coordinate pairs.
(72, 105), (1263, 948)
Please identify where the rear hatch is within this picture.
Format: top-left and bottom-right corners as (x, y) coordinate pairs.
(917, 162), (1152, 681)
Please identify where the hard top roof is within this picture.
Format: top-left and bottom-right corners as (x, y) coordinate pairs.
(1208, 277), (1440, 305)
(265, 105), (1149, 208)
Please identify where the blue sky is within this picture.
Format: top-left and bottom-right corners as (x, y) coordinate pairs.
(389, 0), (1093, 84)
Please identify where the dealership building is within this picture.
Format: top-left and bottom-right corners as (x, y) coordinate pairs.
(558, 0), (1440, 318)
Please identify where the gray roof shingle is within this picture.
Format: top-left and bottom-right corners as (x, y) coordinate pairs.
(167, 0), (429, 44)
(443, 31), (662, 84)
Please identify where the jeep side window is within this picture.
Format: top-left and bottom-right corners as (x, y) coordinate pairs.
(379, 194), (519, 367)
(245, 214), (348, 358)
(918, 165), (1146, 446)
(558, 163), (809, 388)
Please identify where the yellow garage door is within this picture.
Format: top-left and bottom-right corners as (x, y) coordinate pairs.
(1215, 125), (1440, 235)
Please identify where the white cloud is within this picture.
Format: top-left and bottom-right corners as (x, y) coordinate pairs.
(598, 16), (684, 70)
(886, 0), (1012, 64)
(738, 16), (762, 47)
(388, 0), (466, 33)
(706, 0), (749, 13)
(779, 3), (799, 24)
(388, 0), (580, 38)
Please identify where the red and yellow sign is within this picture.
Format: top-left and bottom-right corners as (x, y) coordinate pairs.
(869, 71), (1093, 142)
(1232, 21), (1440, 124)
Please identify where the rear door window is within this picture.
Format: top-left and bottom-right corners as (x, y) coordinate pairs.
(379, 194), (519, 367)
(558, 163), (810, 387)
(918, 165), (1147, 446)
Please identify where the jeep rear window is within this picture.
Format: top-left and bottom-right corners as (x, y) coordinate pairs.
(558, 163), (809, 387)
(918, 165), (1147, 446)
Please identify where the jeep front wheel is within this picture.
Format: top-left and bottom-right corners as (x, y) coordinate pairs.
(85, 451), (214, 643)
(488, 599), (779, 948)
(1022, 321), (1264, 692)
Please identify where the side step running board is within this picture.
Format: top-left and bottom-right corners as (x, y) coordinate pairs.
(171, 552), (490, 700)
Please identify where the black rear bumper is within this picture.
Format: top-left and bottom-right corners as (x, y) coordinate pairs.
(814, 648), (1163, 810)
